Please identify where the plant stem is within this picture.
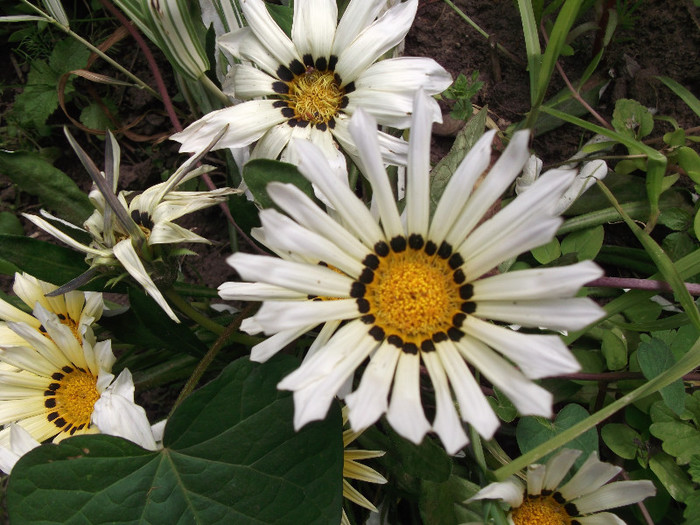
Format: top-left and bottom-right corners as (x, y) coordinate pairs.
(199, 74), (231, 106)
(587, 276), (700, 296)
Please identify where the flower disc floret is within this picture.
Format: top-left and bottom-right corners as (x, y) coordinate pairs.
(282, 67), (346, 127)
(511, 494), (572, 525)
(46, 366), (100, 436)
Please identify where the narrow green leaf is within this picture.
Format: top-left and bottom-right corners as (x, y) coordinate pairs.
(0, 151), (92, 224)
(658, 76), (700, 119)
(516, 0), (542, 105)
(8, 356), (343, 524)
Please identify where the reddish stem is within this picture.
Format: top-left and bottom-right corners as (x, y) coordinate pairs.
(587, 276), (700, 296)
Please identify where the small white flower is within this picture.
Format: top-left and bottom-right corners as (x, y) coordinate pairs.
(469, 449), (656, 524)
(172, 0), (452, 175)
(219, 91), (605, 453)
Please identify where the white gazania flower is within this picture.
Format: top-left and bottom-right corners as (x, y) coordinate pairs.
(218, 92), (605, 454)
(0, 424), (40, 475)
(172, 0), (452, 175)
(0, 272), (103, 347)
(24, 130), (238, 322)
(0, 300), (156, 450)
(469, 449), (656, 524)
(341, 406), (386, 525)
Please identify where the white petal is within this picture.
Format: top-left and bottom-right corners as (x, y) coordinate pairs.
(463, 317), (580, 379)
(472, 261), (604, 301)
(558, 452), (621, 500)
(23, 213), (109, 257)
(348, 109), (403, 239)
(266, 182), (372, 261)
(444, 130), (531, 246)
(347, 87), (443, 129)
(468, 478), (524, 508)
(543, 448), (582, 491)
(345, 341), (400, 431)
(226, 63), (276, 98)
(227, 252), (353, 297)
(576, 513), (626, 525)
(252, 298), (358, 334)
(332, 118), (409, 167)
(334, 0), (417, 83)
(112, 239), (179, 322)
(406, 90), (434, 237)
(474, 298), (605, 331)
(218, 27), (281, 77)
(293, 139), (384, 246)
(428, 130), (496, 245)
(435, 341), (500, 439)
(526, 464), (547, 496)
(171, 101), (286, 153)
(250, 324), (314, 362)
(422, 351), (469, 454)
(251, 123), (294, 160)
(455, 336), (554, 417)
(292, 0), (336, 60)
(0, 424), (40, 475)
(332, 0), (386, 55)
(354, 57), (452, 97)
(218, 281), (305, 301)
(386, 352), (431, 445)
(572, 480), (656, 515)
(92, 369), (158, 450)
(241, 0), (300, 68)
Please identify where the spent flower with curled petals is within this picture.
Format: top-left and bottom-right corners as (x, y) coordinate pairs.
(172, 0), (452, 176)
(469, 448), (656, 524)
(218, 91), (605, 453)
(24, 128), (238, 322)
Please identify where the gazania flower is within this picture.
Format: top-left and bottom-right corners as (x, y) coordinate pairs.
(0, 424), (39, 475)
(218, 92), (605, 453)
(469, 449), (656, 524)
(172, 0), (451, 174)
(341, 406), (386, 525)
(0, 272), (103, 347)
(0, 292), (157, 449)
(24, 129), (237, 322)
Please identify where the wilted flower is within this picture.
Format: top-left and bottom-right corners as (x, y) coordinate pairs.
(25, 129), (237, 322)
(218, 92), (605, 453)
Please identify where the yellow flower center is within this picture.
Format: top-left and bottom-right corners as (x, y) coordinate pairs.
(511, 495), (572, 525)
(287, 69), (344, 125)
(44, 366), (100, 436)
(352, 235), (475, 353)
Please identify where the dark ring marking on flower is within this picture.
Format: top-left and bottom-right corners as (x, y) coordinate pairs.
(453, 269), (466, 284)
(45, 398), (56, 408)
(54, 417), (67, 428)
(344, 81), (355, 94)
(69, 426), (78, 435)
(461, 301), (476, 314)
(39, 325), (47, 333)
(363, 254), (380, 269)
(421, 340), (435, 352)
(272, 81), (289, 94)
(315, 56), (327, 71)
(328, 55), (338, 70)
(460, 284), (474, 300)
(303, 54), (314, 67)
(408, 233), (424, 250)
(424, 240), (437, 256)
(63, 366), (74, 373)
(52, 372), (64, 381)
(281, 107), (295, 118)
(387, 335), (403, 347)
(437, 241), (452, 259)
(453, 313), (466, 327)
(340, 96), (349, 109)
(328, 118), (336, 129)
(361, 314), (375, 324)
(316, 122), (328, 131)
(374, 241), (390, 257)
(296, 120), (309, 128)
(57, 313), (66, 320)
(47, 412), (59, 421)
(448, 327), (464, 341)
(350, 282), (366, 298)
(290, 59), (305, 76)
(565, 503), (579, 516)
(403, 342), (419, 355)
(48, 383), (60, 391)
(357, 298), (370, 313)
(369, 325), (385, 341)
(359, 268), (375, 284)
(276, 65), (294, 81)
(449, 253), (464, 270)
(288, 118), (299, 127)
(390, 236), (407, 252)
(273, 100), (287, 108)
(432, 332), (448, 342)
(44, 390), (54, 396)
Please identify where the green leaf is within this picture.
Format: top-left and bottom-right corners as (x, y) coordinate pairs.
(516, 403), (598, 468)
(560, 225), (604, 261)
(689, 455), (700, 483)
(657, 76), (700, 119)
(662, 232), (697, 261)
(601, 423), (643, 460)
(419, 475), (483, 525)
(488, 387), (518, 423)
(659, 207), (693, 231)
(650, 399), (700, 464)
(79, 99), (119, 131)
(0, 151), (93, 224)
(429, 107), (488, 209)
(638, 338), (685, 415)
(0, 212), (24, 236)
(612, 98), (654, 139)
(531, 238), (561, 264)
(242, 159), (316, 209)
(649, 452), (694, 502)
(601, 329), (628, 370)
(8, 356), (343, 524)
(0, 235), (87, 281)
(386, 426), (452, 483)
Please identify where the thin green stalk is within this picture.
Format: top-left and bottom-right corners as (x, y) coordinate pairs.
(19, 0), (160, 99)
(469, 426), (487, 471)
(494, 336), (700, 479)
(165, 288), (224, 335)
(170, 304), (255, 413)
(199, 73), (231, 106)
